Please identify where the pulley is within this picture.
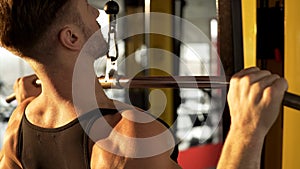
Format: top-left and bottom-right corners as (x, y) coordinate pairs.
(104, 0), (120, 81)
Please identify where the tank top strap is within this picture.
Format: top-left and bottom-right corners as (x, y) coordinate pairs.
(82, 108), (120, 167)
(83, 108), (119, 133)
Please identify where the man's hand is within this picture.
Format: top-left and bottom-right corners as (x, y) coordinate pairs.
(217, 67), (288, 169)
(227, 67), (288, 137)
(13, 74), (41, 104)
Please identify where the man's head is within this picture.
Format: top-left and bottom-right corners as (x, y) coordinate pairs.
(0, 0), (100, 61)
(0, 0), (68, 57)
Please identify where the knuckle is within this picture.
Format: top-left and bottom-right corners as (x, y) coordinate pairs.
(261, 70), (272, 75)
(16, 77), (21, 84)
(230, 75), (252, 87)
(272, 74), (280, 79)
(230, 75), (246, 84)
(262, 87), (273, 101)
(17, 77), (26, 85)
(240, 75), (252, 85)
(229, 76), (238, 84)
(252, 82), (262, 91)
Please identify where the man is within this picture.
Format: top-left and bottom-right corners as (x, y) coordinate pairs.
(0, 0), (288, 169)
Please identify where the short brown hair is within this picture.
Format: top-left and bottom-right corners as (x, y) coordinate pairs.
(0, 0), (72, 57)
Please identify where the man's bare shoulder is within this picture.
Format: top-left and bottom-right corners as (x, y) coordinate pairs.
(115, 109), (171, 137)
(90, 109), (182, 169)
(91, 109), (174, 143)
(5, 98), (34, 140)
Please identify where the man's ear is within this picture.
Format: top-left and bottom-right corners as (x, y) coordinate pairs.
(58, 26), (82, 51)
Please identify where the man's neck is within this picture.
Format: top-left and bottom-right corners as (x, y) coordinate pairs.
(28, 57), (113, 114)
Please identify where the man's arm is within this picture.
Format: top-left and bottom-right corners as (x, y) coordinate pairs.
(0, 98), (35, 169)
(217, 67), (288, 169)
(0, 75), (41, 168)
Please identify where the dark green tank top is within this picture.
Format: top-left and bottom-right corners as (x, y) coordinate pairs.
(17, 108), (178, 169)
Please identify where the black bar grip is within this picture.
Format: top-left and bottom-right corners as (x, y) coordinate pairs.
(283, 92), (300, 111)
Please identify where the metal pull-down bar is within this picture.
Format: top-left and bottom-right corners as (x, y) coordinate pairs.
(5, 76), (300, 111)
